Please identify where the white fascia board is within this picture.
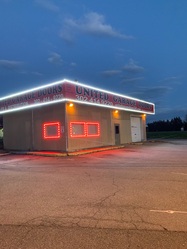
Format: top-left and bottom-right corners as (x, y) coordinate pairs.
(0, 78), (154, 106)
(0, 79), (65, 101)
(0, 78), (155, 114)
(0, 97), (154, 115)
(0, 98), (65, 114)
(63, 78), (154, 106)
(64, 98), (155, 115)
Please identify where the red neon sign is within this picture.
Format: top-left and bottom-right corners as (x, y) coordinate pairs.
(70, 122), (100, 138)
(43, 122), (61, 139)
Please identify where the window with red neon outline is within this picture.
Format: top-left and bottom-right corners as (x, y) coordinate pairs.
(86, 122), (100, 137)
(43, 122), (61, 139)
(70, 121), (100, 138)
(70, 122), (86, 137)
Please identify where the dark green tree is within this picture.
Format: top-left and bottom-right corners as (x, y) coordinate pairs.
(170, 117), (183, 131)
(147, 116), (184, 132)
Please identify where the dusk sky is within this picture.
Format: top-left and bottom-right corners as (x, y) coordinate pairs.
(0, 0), (187, 122)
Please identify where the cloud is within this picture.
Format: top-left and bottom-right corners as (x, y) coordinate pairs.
(60, 12), (134, 41)
(162, 76), (179, 82)
(35, 0), (59, 12)
(159, 76), (181, 85)
(115, 48), (131, 58)
(156, 106), (187, 116)
(123, 59), (144, 73)
(70, 62), (77, 67)
(20, 70), (43, 77)
(48, 52), (63, 65)
(121, 76), (144, 83)
(144, 86), (172, 97)
(31, 71), (43, 76)
(60, 30), (74, 43)
(0, 59), (23, 70)
(101, 70), (121, 77)
(131, 86), (172, 101)
(147, 106), (187, 122)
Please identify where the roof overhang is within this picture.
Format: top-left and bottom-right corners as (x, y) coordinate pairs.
(0, 79), (155, 115)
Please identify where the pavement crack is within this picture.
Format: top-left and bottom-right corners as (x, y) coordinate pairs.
(84, 171), (93, 184)
(133, 208), (169, 231)
(126, 230), (132, 249)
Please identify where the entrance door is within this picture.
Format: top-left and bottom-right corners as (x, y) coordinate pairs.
(114, 124), (120, 145)
(131, 117), (142, 142)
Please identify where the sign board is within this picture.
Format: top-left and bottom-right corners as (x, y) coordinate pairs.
(0, 79), (155, 114)
(63, 82), (154, 114)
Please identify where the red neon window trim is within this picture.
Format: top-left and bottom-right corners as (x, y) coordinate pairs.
(86, 122), (100, 137)
(43, 122), (61, 139)
(70, 122), (86, 137)
(69, 121), (100, 138)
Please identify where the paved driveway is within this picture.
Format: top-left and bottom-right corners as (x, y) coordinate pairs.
(0, 140), (187, 248)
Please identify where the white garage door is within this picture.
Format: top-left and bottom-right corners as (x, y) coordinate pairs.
(131, 117), (142, 142)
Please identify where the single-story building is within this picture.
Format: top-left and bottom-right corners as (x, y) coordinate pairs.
(0, 79), (155, 152)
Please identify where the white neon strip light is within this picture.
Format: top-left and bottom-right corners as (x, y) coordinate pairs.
(64, 98), (155, 115)
(0, 97), (155, 115)
(0, 79), (64, 101)
(63, 78), (154, 105)
(0, 78), (155, 114)
(0, 78), (154, 106)
(0, 99), (65, 114)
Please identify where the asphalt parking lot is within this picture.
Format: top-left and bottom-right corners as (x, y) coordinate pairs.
(0, 140), (187, 248)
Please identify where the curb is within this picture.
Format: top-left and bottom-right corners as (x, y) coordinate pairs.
(0, 152), (11, 157)
(2, 142), (155, 158)
(10, 145), (126, 157)
(67, 145), (125, 156)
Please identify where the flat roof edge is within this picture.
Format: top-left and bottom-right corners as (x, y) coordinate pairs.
(0, 78), (155, 114)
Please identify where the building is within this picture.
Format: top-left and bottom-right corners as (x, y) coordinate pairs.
(0, 79), (155, 152)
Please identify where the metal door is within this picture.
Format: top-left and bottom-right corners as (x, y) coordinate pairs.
(114, 124), (120, 145)
(131, 117), (142, 142)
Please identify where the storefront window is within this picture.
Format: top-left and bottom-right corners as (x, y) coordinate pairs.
(43, 122), (61, 139)
(70, 121), (100, 138)
(70, 122), (86, 137)
(87, 122), (100, 137)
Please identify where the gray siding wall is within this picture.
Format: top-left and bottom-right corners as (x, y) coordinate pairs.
(66, 103), (113, 151)
(3, 102), (147, 152)
(3, 103), (66, 151)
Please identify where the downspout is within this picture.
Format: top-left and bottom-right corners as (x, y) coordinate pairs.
(31, 109), (34, 150)
(65, 102), (68, 152)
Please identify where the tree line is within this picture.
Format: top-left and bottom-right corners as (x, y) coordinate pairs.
(147, 117), (187, 132)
